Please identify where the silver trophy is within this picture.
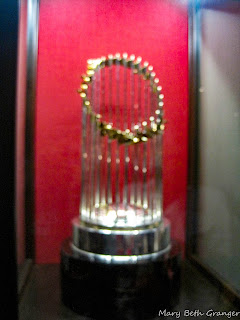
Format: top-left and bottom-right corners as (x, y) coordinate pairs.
(61, 53), (181, 319)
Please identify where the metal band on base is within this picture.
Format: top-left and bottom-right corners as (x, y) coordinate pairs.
(72, 217), (171, 257)
(71, 243), (172, 265)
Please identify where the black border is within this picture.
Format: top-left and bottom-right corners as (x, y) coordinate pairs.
(0, 0), (19, 318)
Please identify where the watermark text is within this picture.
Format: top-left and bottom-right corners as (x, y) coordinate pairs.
(158, 309), (240, 318)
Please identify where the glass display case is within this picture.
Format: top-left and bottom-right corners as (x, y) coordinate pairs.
(1, 0), (240, 318)
(187, 0), (240, 305)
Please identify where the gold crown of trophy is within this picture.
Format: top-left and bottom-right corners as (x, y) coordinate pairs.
(61, 53), (181, 320)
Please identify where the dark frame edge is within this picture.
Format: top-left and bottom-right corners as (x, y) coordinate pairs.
(186, 0), (240, 309)
(186, 0), (200, 257)
(0, 0), (19, 318)
(25, 0), (40, 261)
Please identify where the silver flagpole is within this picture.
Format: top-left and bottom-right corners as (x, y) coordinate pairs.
(140, 62), (149, 222)
(79, 97), (88, 220)
(84, 80), (92, 221)
(123, 53), (129, 211)
(106, 55), (113, 212)
(129, 54), (137, 208)
(105, 57), (111, 211)
(150, 71), (156, 220)
(142, 74), (149, 222)
(115, 53), (121, 219)
(154, 77), (161, 221)
(100, 58), (107, 213)
(157, 85), (164, 221)
(94, 67), (101, 215)
(89, 77), (96, 220)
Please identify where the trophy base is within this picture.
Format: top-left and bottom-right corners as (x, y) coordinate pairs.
(60, 238), (182, 320)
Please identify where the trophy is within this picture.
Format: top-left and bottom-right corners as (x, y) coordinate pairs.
(61, 54), (181, 319)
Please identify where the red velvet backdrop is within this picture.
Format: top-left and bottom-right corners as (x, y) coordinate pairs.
(35, 0), (188, 263)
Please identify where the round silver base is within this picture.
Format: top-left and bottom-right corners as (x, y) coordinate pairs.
(72, 217), (171, 258)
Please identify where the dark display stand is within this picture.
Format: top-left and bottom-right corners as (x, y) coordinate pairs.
(61, 239), (181, 320)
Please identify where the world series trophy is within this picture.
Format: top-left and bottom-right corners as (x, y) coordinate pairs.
(61, 53), (181, 319)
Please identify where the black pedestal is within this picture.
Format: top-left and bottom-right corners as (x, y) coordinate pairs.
(61, 239), (182, 320)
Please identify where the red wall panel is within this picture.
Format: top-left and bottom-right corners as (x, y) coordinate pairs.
(36, 0), (188, 263)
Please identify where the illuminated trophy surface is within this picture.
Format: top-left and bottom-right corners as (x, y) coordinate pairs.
(61, 54), (181, 320)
